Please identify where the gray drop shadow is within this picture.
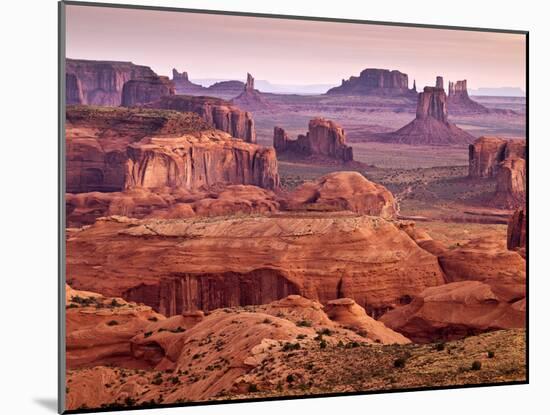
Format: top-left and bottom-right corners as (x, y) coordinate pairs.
(34, 398), (58, 413)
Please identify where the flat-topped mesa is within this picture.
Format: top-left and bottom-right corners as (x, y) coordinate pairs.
(171, 68), (206, 94)
(273, 118), (353, 162)
(327, 68), (416, 96)
(380, 86), (474, 145)
(435, 76), (444, 89)
(125, 133), (280, 191)
(468, 136), (526, 178)
(65, 58), (157, 106)
(144, 95), (256, 143)
(232, 73), (272, 111)
(121, 76), (175, 107)
(448, 79), (490, 114)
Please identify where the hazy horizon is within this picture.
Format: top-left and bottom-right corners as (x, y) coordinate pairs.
(65, 4), (526, 91)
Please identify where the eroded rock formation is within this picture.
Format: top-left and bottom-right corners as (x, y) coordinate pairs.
(507, 208), (527, 256)
(380, 281), (525, 343)
(145, 95), (256, 143)
(232, 73), (272, 110)
(285, 172), (396, 218)
(327, 68), (415, 96)
(381, 86), (475, 145)
(65, 59), (157, 106)
(171, 69), (206, 94)
(273, 118), (353, 162)
(121, 76), (175, 107)
(493, 157), (526, 208)
(468, 136), (526, 178)
(125, 133), (279, 191)
(65, 106), (211, 193)
(448, 79), (490, 114)
(66, 213), (446, 316)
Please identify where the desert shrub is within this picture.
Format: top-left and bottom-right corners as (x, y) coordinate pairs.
(286, 374), (295, 383)
(111, 299), (122, 308)
(488, 351), (495, 358)
(297, 334), (306, 340)
(319, 339), (327, 349)
(151, 378), (162, 385)
(435, 342), (445, 351)
(262, 318), (272, 324)
(282, 342), (301, 352)
(107, 320), (119, 326)
(471, 361), (482, 371)
(124, 397), (136, 407)
(317, 328), (332, 336)
(296, 320), (312, 327)
(394, 357), (407, 368)
(248, 383), (258, 393)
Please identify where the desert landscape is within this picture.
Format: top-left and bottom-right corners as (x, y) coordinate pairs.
(63, 7), (527, 412)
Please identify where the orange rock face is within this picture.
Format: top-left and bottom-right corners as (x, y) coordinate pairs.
(468, 136), (526, 178)
(507, 208), (527, 256)
(121, 76), (175, 107)
(285, 172), (397, 218)
(125, 133), (280, 191)
(66, 213), (445, 317)
(145, 95), (256, 143)
(492, 157), (526, 209)
(66, 185), (280, 227)
(380, 281), (525, 343)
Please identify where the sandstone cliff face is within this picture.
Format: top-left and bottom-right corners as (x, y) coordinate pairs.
(124, 133), (279, 191)
(286, 172), (396, 218)
(381, 87), (475, 145)
(435, 76), (444, 89)
(507, 208), (527, 255)
(448, 79), (490, 114)
(327, 68), (415, 96)
(65, 106), (210, 193)
(121, 76), (175, 107)
(493, 157), (526, 209)
(232, 73), (272, 111)
(468, 136), (526, 178)
(66, 213), (446, 317)
(273, 118), (353, 162)
(145, 95), (256, 143)
(65, 59), (157, 106)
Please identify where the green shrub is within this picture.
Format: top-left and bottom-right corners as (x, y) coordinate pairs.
(296, 320), (312, 327)
(282, 342), (301, 352)
(286, 374), (295, 383)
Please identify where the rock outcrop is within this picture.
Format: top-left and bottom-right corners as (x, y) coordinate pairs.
(66, 185), (280, 227)
(493, 157), (526, 208)
(65, 59), (157, 106)
(273, 118), (353, 162)
(145, 95), (256, 143)
(124, 133), (279, 191)
(232, 73), (272, 110)
(380, 86), (475, 145)
(171, 69), (206, 94)
(327, 68), (415, 96)
(285, 172), (396, 218)
(65, 106), (211, 193)
(380, 281), (525, 343)
(468, 136), (526, 178)
(507, 208), (527, 256)
(121, 76), (175, 107)
(66, 213), (446, 317)
(435, 76), (444, 89)
(206, 80), (246, 100)
(448, 79), (490, 114)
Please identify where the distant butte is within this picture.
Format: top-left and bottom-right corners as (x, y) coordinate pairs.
(231, 73), (272, 111)
(326, 68), (416, 97)
(377, 79), (475, 145)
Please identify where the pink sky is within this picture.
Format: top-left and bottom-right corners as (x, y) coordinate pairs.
(65, 4), (526, 90)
